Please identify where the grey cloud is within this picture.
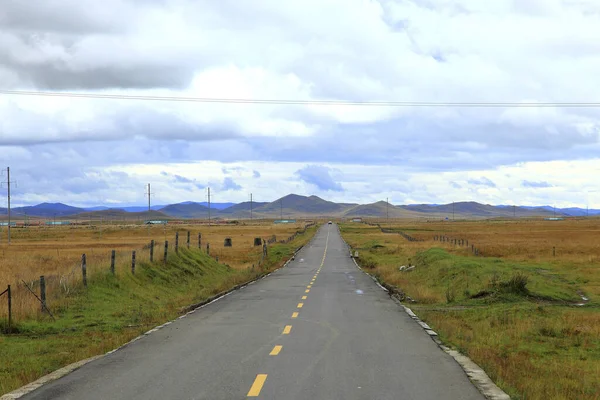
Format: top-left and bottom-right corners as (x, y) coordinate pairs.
(522, 180), (553, 188)
(467, 177), (496, 188)
(450, 181), (462, 189)
(295, 165), (343, 192)
(253, 170), (261, 178)
(173, 175), (194, 184)
(222, 177), (242, 191)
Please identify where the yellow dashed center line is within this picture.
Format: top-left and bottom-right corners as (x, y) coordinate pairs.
(307, 285), (312, 289)
(297, 303), (304, 308)
(302, 295), (307, 300)
(283, 325), (292, 334)
(305, 289), (310, 293)
(270, 345), (283, 356)
(292, 312), (299, 318)
(247, 374), (268, 397)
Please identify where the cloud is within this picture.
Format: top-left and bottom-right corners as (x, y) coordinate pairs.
(522, 180), (553, 188)
(222, 177), (242, 191)
(3, 1), (600, 207)
(467, 177), (497, 188)
(173, 174), (194, 184)
(295, 165), (344, 192)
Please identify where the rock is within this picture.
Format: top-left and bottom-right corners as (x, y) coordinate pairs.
(399, 266), (407, 271)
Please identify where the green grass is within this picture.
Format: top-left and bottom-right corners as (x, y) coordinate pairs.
(0, 229), (315, 395)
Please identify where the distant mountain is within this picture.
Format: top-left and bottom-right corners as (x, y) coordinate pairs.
(400, 202), (561, 218)
(12, 203), (85, 217)
(255, 194), (356, 216)
(3, 196), (599, 220)
(75, 210), (169, 220)
(193, 202), (236, 210)
(158, 202), (211, 218)
(343, 201), (413, 218)
(219, 201), (269, 217)
(83, 206), (114, 212)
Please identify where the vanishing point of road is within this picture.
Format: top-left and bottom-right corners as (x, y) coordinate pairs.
(23, 224), (484, 399)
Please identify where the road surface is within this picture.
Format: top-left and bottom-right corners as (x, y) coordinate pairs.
(23, 224), (484, 399)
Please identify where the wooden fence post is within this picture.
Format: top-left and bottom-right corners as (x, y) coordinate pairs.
(206, 243), (210, 256)
(132, 251), (136, 274)
(187, 231), (190, 249)
(553, 247), (556, 257)
(40, 276), (46, 312)
(175, 232), (179, 253)
(7, 285), (11, 332)
(150, 240), (154, 262)
(164, 241), (169, 263)
(198, 233), (201, 248)
(82, 254), (87, 287)
(110, 250), (116, 275)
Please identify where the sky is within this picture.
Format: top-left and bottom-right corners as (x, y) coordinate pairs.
(1, 0), (600, 208)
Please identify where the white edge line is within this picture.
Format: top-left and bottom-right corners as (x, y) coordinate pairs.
(343, 239), (510, 400)
(1, 244), (308, 400)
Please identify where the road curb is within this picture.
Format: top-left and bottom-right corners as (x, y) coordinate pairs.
(1, 244), (307, 399)
(348, 250), (510, 400)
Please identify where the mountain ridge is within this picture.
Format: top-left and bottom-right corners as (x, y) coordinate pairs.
(2, 195), (597, 219)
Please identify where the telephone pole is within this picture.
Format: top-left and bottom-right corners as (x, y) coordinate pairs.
(2, 167), (15, 244)
(207, 187), (211, 226)
(145, 183), (153, 212)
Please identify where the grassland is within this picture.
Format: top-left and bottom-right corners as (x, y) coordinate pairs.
(341, 218), (600, 400)
(0, 221), (316, 395)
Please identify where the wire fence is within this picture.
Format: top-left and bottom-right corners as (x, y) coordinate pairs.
(0, 224), (316, 331)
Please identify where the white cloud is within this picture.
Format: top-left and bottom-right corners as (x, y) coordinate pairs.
(1, 0), (600, 207)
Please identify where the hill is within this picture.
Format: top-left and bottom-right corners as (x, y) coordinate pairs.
(73, 210), (170, 220)
(400, 202), (562, 218)
(219, 201), (269, 218)
(12, 203), (85, 217)
(158, 202), (211, 218)
(254, 194), (356, 216)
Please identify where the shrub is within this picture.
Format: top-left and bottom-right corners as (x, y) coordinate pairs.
(500, 273), (529, 296)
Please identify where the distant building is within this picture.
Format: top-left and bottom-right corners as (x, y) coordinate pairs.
(274, 219), (296, 224)
(45, 221), (71, 226)
(0, 222), (17, 226)
(145, 220), (168, 225)
(352, 218), (363, 223)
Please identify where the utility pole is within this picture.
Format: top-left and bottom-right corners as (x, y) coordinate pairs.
(2, 167), (15, 244)
(250, 193), (253, 221)
(145, 183), (153, 213)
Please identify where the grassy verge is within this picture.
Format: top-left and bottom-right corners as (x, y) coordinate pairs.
(341, 223), (600, 400)
(0, 227), (316, 395)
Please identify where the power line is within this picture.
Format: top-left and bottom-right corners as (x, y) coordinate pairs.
(2, 90), (600, 107)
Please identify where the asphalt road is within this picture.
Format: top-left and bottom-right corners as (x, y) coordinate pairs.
(23, 224), (484, 400)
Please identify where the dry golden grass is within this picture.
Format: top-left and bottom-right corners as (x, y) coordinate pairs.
(0, 221), (310, 321)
